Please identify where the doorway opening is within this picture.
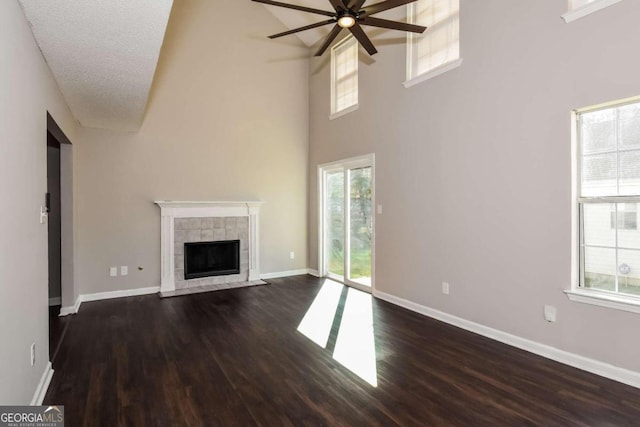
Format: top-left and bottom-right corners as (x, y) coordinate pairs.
(47, 112), (74, 364)
(318, 154), (375, 293)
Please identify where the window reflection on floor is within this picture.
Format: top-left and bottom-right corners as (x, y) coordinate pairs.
(297, 279), (342, 348)
(297, 279), (377, 387)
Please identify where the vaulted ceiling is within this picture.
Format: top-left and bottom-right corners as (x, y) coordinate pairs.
(19, 0), (173, 131)
(17, 0), (404, 132)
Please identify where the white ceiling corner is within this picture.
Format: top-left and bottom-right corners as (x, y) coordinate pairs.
(19, 0), (174, 131)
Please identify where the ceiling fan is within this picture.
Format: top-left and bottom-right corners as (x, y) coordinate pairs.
(253, 0), (427, 56)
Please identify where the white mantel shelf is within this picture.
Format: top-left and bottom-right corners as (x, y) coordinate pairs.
(154, 200), (264, 209)
(154, 200), (263, 295)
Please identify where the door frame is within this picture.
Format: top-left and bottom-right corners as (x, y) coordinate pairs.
(317, 153), (375, 293)
(47, 112), (76, 316)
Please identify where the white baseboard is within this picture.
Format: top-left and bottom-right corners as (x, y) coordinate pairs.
(59, 295), (81, 316)
(373, 290), (640, 389)
(59, 286), (159, 315)
(48, 297), (61, 306)
(30, 361), (53, 405)
(307, 269), (320, 277)
(81, 286), (160, 303)
(260, 269), (312, 279)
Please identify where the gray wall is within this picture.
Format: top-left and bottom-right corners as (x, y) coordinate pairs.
(75, 0), (310, 294)
(309, 1), (640, 372)
(60, 143), (77, 308)
(0, 1), (77, 403)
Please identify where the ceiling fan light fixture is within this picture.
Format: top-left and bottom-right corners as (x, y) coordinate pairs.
(337, 15), (356, 28)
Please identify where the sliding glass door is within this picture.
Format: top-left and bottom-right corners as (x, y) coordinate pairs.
(320, 155), (374, 292)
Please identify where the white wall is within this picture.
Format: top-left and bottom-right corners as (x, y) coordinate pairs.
(309, 1), (640, 373)
(75, 0), (310, 295)
(0, 1), (77, 404)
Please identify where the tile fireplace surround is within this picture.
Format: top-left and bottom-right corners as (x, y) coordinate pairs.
(154, 201), (263, 297)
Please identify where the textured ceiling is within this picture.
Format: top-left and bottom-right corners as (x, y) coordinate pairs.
(19, 0), (173, 131)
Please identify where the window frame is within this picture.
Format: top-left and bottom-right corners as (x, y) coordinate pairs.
(567, 95), (640, 314)
(561, 0), (623, 24)
(330, 35), (359, 120)
(404, 0), (462, 89)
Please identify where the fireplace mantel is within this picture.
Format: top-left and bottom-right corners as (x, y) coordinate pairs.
(154, 200), (263, 212)
(154, 201), (263, 295)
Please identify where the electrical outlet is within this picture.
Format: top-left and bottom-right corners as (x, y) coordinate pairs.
(442, 282), (450, 295)
(290, 251), (295, 260)
(109, 267), (117, 277)
(30, 343), (36, 366)
(120, 266), (128, 276)
(544, 305), (557, 322)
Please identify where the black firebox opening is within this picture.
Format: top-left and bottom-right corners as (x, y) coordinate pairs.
(184, 240), (240, 280)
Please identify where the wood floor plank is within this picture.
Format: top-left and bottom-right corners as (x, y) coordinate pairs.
(45, 275), (640, 426)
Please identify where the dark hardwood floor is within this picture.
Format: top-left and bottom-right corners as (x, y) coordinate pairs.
(49, 304), (70, 362)
(45, 275), (640, 426)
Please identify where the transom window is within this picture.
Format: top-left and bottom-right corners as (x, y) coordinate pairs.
(577, 98), (640, 298)
(330, 36), (358, 118)
(405, 0), (460, 87)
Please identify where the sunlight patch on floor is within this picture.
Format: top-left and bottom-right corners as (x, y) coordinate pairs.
(333, 287), (377, 387)
(297, 279), (343, 348)
(297, 279), (377, 387)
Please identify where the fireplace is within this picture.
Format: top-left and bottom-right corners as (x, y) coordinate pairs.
(184, 240), (240, 279)
(154, 201), (262, 296)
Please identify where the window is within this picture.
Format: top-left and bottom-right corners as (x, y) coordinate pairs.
(405, 0), (460, 88)
(562, 0), (623, 23)
(330, 36), (358, 119)
(575, 97), (640, 302)
(610, 204), (637, 230)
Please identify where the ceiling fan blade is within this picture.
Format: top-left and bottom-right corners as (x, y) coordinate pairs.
(361, 0), (417, 16)
(252, 0), (336, 17)
(359, 16), (426, 33)
(315, 24), (343, 56)
(346, 0), (367, 9)
(349, 23), (377, 55)
(269, 19), (336, 39)
(328, 0), (347, 11)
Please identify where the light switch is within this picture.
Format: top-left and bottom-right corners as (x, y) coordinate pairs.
(377, 204), (382, 214)
(120, 266), (128, 276)
(40, 206), (48, 224)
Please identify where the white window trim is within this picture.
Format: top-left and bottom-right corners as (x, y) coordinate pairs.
(330, 35), (358, 119)
(567, 95), (640, 313)
(329, 103), (359, 120)
(403, 58), (463, 89)
(565, 289), (640, 314)
(562, 0), (623, 23)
